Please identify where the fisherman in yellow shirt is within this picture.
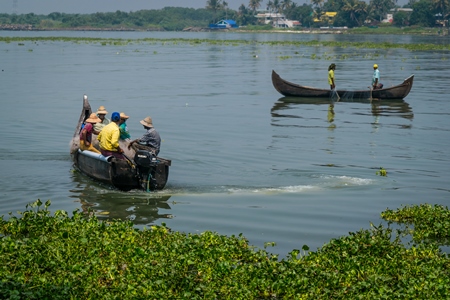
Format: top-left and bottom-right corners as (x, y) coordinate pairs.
(97, 112), (125, 160)
(328, 63), (336, 90)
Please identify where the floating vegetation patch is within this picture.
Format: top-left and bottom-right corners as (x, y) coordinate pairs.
(376, 167), (387, 176)
(1, 200), (449, 298)
(1, 37), (449, 52)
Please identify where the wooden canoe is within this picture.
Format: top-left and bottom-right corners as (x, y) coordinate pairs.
(272, 70), (414, 100)
(70, 95), (171, 192)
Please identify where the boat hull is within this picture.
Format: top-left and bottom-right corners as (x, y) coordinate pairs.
(272, 70), (414, 100)
(74, 149), (140, 191)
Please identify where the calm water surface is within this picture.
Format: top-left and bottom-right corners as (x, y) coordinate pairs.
(0, 31), (449, 256)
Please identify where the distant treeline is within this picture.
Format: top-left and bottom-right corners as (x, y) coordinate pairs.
(0, 0), (446, 31)
(0, 7), (242, 31)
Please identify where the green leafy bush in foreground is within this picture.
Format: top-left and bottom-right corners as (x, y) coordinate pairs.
(0, 200), (449, 299)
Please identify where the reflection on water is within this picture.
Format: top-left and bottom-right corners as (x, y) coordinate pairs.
(370, 100), (414, 120)
(327, 104), (336, 130)
(271, 97), (414, 121)
(69, 171), (172, 225)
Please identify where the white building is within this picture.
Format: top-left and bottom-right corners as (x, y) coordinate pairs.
(382, 8), (413, 23)
(255, 13), (301, 28)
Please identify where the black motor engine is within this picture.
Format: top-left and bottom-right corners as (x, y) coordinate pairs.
(133, 150), (158, 190)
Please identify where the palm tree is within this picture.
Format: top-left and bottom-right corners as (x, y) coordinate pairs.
(311, 0), (325, 9)
(407, 0), (417, 7)
(248, 0), (263, 12)
(206, 0), (224, 22)
(270, 0), (282, 26)
(432, 0), (449, 22)
(273, 0), (282, 13)
(281, 0), (294, 12)
(223, 1), (229, 19)
(311, 0), (325, 23)
(369, 0), (395, 22)
(342, 0), (367, 26)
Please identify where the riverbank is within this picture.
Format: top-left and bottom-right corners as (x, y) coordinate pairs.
(1, 23), (447, 36)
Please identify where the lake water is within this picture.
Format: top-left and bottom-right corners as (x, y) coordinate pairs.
(0, 30), (449, 257)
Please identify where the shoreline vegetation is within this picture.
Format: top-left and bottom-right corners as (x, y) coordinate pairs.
(0, 23), (447, 36)
(0, 200), (449, 298)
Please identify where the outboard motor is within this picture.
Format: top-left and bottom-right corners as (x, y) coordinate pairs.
(133, 150), (158, 191)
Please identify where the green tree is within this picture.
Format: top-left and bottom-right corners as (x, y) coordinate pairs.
(248, 0), (263, 12)
(432, 0), (449, 24)
(238, 4), (257, 25)
(281, 0), (294, 12)
(393, 10), (411, 25)
(323, 0), (346, 12)
(311, 0), (325, 25)
(311, 0), (325, 9)
(369, 0), (395, 21)
(285, 3), (314, 27)
(342, 0), (367, 26)
(409, 0), (436, 26)
(206, 0), (224, 22)
(406, 0), (417, 7)
(273, 0), (282, 12)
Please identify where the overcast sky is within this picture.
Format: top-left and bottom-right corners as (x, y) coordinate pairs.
(0, 0), (310, 15)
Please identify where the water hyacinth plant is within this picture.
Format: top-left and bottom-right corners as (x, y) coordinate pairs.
(1, 37), (449, 52)
(0, 200), (449, 299)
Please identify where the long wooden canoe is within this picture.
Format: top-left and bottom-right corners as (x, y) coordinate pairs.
(70, 95), (171, 192)
(272, 70), (414, 100)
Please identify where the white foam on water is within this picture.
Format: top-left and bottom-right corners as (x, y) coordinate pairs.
(150, 175), (376, 196)
(319, 175), (376, 187)
(226, 185), (319, 195)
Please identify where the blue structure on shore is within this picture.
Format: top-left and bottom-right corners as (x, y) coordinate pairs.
(209, 20), (238, 29)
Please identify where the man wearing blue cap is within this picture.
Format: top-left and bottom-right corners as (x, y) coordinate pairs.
(97, 112), (125, 159)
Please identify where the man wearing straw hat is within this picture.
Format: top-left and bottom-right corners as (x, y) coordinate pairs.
(80, 113), (102, 154)
(128, 116), (161, 156)
(97, 112), (125, 160)
(93, 105), (110, 134)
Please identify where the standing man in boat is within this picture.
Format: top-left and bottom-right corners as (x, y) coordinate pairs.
(128, 116), (161, 156)
(79, 113), (102, 154)
(328, 63), (336, 90)
(372, 64), (383, 90)
(97, 112), (125, 159)
(93, 105), (110, 134)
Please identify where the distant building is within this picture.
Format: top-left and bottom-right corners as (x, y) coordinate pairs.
(382, 8), (413, 23)
(209, 20), (238, 29)
(314, 12), (337, 24)
(255, 13), (301, 28)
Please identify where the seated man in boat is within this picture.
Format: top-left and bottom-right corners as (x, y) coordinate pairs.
(128, 116), (161, 156)
(79, 113), (102, 154)
(119, 112), (131, 141)
(93, 105), (110, 134)
(97, 112), (125, 159)
(372, 64), (384, 90)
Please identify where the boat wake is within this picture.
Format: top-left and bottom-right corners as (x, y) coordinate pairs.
(160, 175), (376, 196)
